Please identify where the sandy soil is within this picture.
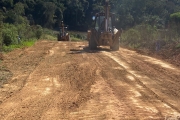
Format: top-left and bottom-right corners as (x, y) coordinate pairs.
(0, 40), (180, 120)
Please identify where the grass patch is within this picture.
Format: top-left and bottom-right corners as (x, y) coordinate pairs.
(70, 37), (83, 41)
(3, 39), (36, 52)
(176, 43), (180, 49)
(41, 28), (57, 40)
(41, 34), (57, 40)
(129, 43), (141, 49)
(69, 31), (87, 41)
(22, 40), (36, 47)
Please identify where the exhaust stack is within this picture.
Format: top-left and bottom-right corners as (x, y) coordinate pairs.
(105, 0), (110, 32)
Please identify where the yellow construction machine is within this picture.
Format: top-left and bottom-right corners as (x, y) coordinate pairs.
(57, 21), (70, 41)
(87, 0), (121, 51)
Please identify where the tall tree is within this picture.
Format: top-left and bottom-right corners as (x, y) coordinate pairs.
(0, 11), (4, 51)
(0, 0), (180, 30)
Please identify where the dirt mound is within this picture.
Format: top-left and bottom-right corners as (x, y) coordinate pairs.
(135, 45), (180, 67)
(157, 44), (180, 66)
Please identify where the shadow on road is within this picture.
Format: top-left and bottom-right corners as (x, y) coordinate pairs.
(69, 46), (111, 54)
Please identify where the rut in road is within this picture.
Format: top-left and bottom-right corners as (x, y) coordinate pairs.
(0, 41), (180, 120)
(100, 51), (180, 115)
(0, 41), (56, 102)
(105, 50), (180, 112)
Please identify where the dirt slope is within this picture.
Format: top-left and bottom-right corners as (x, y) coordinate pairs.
(0, 40), (180, 120)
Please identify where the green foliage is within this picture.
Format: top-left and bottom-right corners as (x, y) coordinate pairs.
(121, 28), (141, 46)
(1, 22), (44, 50)
(0, 0), (180, 50)
(41, 28), (57, 40)
(35, 25), (43, 39)
(22, 40), (36, 47)
(2, 40), (36, 52)
(121, 24), (158, 49)
(41, 34), (56, 40)
(176, 43), (180, 49)
(2, 23), (18, 45)
(40, 2), (56, 28)
(3, 34), (12, 46)
(5, 10), (17, 23)
(0, 12), (3, 52)
(69, 31), (86, 41)
(3, 45), (21, 52)
(71, 37), (82, 41)
(14, 2), (25, 16)
(121, 23), (180, 51)
(170, 12), (180, 23)
(135, 24), (158, 43)
(1, 0), (180, 30)
(71, 33), (83, 39)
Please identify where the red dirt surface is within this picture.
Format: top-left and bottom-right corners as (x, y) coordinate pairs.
(136, 45), (180, 67)
(0, 40), (180, 119)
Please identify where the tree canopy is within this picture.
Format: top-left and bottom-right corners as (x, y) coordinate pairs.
(0, 0), (180, 31)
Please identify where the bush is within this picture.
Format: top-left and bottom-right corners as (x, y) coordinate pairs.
(2, 23), (18, 45)
(2, 40), (36, 52)
(69, 32), (85, 40)
(121, 24), (159, 49)
(176, 43), (180, 49)
(35, 25), (43, 39)
(121, 23), (180, 51)
(170, 12), (180, 23)
(3, 34), (12, 46)
(121, 28), (141, 48)
(0, 30), (2, 52)
(0, 22), (43, 52)
(40, 28), (57, 40)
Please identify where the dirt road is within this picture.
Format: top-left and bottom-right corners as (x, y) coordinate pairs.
(0, 41), (180, 120)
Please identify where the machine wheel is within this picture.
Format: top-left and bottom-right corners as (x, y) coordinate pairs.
(57, 34), (61, 41)
(111, 37), (120, 51)
(89, 36), (97, 50)
(89, 30), (97, 50)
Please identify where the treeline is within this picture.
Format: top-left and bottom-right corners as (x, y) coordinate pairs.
(0, 0), (180, 30)
(0, 0), (180, 52)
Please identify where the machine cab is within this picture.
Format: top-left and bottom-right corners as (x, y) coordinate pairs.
(59, 27), (67, 37)
(59, 21), (68, 37)
(94, 13), (114, 33)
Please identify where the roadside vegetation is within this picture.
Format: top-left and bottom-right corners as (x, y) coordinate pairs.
(69, 31), (87, 41)
(121, 12), (180, 53)
(121, 23), (180, 51)
(120, 19), (180, 66)
(0, 0), (180, 59)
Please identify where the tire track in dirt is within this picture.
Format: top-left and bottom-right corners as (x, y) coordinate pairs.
(0, 41), (98, 119)
(101, 50), (180, 118)
(1, 41), (180, 119)
(0, 41), (56, 103)
(59, 42), (180, 119)
(67, 52), (137, 119)
(50, 42), (138, 119)
(111, 49), (180, 112)
(92, 53), (138, 119)
(92, 52), (163, 119)
(0, 41), (59, 119)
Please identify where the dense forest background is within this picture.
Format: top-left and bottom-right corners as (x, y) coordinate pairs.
(0, 0), (180, 53)
(0, 0), (180, 30)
